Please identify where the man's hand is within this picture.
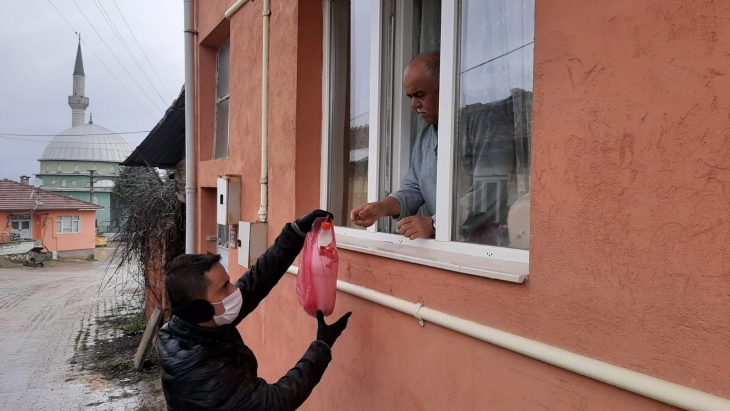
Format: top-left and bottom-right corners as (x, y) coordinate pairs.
(397, 216), (435, 240)
(350, 202), (385, 228)
(295, 210), (334, 234)
(350, 197), (402, 228)
(316, 310), (352, 349)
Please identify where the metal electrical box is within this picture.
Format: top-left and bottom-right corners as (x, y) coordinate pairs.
(217, 175), (241, 225)
(237, 222), (267, 268)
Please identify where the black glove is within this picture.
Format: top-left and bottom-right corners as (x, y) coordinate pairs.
(295, 209), (334, 234)
(316, 310), (351, 349)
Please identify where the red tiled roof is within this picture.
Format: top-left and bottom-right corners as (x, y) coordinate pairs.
(0, 179), (103, 212)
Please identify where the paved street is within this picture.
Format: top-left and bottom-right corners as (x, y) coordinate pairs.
(0, 259), (160, 410)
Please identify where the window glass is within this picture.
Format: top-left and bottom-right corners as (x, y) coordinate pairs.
(452, 0), (534, 249)
(327, 0), (371, 227)
(217, 224), (229, 248)
(56, 216), (80, 233)
(214, 41), (231, 159)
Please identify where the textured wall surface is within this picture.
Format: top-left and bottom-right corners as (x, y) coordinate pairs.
(191, 0), (730, 409)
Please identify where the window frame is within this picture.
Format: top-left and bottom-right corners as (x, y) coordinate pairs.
(56, 215), (81, 234)
(320, 0), (531, 282)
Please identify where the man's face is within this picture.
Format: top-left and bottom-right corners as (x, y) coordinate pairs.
(204, 262), (237, 316)
(403, 63), (439, 125)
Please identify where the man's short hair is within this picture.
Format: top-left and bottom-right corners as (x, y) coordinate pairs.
(423, 52), (440, 81)
(164, 253), (221, 307)
(410, 51), (440, 81)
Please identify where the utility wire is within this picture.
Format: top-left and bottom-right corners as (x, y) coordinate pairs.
(71, 0), (166, 113)
(460, 41), (535, 75)
(92, 0), (170, 105)
(46, 0), (160, 121)
(111, 0), (175, 99)
(0, 134), (143, 144)
(81, 39), (160, 120)
(0, 131), (148, 136)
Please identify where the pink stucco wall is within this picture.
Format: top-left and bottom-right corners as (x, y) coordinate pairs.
(37, 210), (97, 252)
(193, 0), (730, 409)
(0, 210), (96, 252)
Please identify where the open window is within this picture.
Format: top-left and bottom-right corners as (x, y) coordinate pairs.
(322, 0), (534, 282)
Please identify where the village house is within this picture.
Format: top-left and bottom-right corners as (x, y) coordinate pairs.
(150, 0), (730, 409)
(0, 177), (102, 259)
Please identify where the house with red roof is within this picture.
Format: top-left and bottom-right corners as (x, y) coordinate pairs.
(0, 177), (102, 259)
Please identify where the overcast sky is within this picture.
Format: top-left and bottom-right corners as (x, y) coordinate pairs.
(0, 0), (184, 181)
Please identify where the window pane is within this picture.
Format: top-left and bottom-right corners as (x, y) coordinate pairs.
(12, 222), (19, 230)
(217, 224), (229, 248)
(72, 220), (79, 232)
(452, 0), (534, 250)
(21, 221), (30, 229)
(327, 0), (371, 227)
(214, 98), (230, 159)
(216, 42), (231, 99)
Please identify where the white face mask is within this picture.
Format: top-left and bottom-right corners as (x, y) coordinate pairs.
(211, 289), (243, 326)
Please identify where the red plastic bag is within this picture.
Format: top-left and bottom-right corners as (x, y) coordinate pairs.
(297, 216), (339, 317)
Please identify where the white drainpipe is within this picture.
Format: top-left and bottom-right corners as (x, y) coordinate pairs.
(225, 0), (269, 224)
(184, 0), (196, 253)
(286, 266), (730, 411)
(225, 0), (249, 19)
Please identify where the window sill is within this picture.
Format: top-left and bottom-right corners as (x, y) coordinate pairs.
(335, 228), (528, 283)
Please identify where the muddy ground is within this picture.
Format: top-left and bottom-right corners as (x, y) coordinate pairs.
(0, 259), (165, 410)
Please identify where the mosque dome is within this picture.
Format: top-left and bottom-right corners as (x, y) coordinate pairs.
(40, 122), (132, 163)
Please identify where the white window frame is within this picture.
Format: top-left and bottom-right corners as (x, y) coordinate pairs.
(320, 0), (530, 283)
(56, 215), (81, 234)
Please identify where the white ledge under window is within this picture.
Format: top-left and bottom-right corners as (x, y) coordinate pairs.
(334, 227), (529, 283)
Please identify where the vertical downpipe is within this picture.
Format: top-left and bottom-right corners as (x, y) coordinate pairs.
(258, 0), (271, 223)
(184, 0), (197, 253)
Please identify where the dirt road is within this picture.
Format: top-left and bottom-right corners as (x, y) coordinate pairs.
(0, 260), (161, 410)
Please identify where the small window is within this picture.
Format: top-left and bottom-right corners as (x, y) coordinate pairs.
(74, 164), (80, 173)
(56, 216), (80, 233)
(109, 166), (115, 174)
(45, 164), (50, 173)
(217, 224), (229, 248)
(57, 164), (62, 172)
(61, 179), (67, 188)
(213, 41), (231, 159)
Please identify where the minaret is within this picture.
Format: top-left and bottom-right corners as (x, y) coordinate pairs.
(68, 37), (89, 127)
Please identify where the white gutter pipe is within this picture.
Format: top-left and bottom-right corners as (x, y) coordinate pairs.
(257, 0), (271, 223)
(225, 0), (269, 223)
(224, 0), (249, 19)
(286, 266), (730, 411)
(183, 0), (196, 253)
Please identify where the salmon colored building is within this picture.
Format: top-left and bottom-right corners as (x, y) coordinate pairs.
(182, 0), (730, 409)
(0, 178), (101, 259)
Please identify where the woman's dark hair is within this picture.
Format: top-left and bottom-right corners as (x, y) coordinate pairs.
(164, 253), (221, 307)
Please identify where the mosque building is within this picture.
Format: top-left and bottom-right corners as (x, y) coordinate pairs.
(35, 41), (132, 233)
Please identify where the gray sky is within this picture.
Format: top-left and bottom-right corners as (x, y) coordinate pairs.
(0, 0), (184, 181)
